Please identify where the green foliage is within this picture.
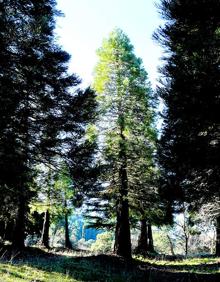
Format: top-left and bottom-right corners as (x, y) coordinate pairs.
(0, 0), (87, 247)
(155, 0), (220, 255)
(90, 232), (114, 253)
(77, 238), (94, 250)
(155, 0), (220, 210)
(153, 208), (216, 257)
(153, 229), (172, 255)
(31, 164), (73, 220)
(91, 28), (158, 229)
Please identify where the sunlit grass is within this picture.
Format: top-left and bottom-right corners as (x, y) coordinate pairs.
(0, 262), (76, 282)
(135, 256), (220, 274)
(0, 247), (219, 281)
(137, 256), (219, 265)
(0, 248), (140, 282)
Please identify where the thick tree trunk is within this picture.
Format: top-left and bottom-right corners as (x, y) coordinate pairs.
(12, 195), (26, 249)
(147, 223), (154, 253)
(114, 117), (131, 259)
(216, 216), (220, 256)
(64, 200), (72, 249)
(41, 209), (50, 248)
(114, 192), (131, 258)
(136, 218), (148, 255)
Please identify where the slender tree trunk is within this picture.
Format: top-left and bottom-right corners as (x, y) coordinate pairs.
(64, 200), (72, 249)
(41, 209), (50, 248)
(183, 225), (188, 257)
(114, 116), (131, 259)
(185, 236), (188, 257)
(147, 223), (154, 253)
(12, 194), (26, 249)
(167, 235), (175, 256)
(216, 216), (220, 256)
(136, 218), (148, 255)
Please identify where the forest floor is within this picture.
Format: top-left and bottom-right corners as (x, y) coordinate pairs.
(0, 246), (219, 282)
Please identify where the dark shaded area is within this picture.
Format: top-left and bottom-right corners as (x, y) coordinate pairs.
(0, 247), (219, 281)
(154, 0), (220, 257)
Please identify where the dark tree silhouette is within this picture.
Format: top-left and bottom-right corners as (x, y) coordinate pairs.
(0, 0), (87, 248)
(155, 0), (220, 256)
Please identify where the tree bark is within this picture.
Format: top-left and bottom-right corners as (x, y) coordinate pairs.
(114, 166), (131, 258)
(12, 195), (26, 249)
(147, 223), (154, 253)
(216, 216), (220, 256)
(64, 200), (72, 249)
(185, 235), (188, 257)
(114, 196), (131, 258)
(136, 218), (148, 255)
(41, 209), (50, 248)
(114, 116), (131, 259)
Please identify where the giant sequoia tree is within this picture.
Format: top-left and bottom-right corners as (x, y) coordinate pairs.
(155, 0), (220, 255)
(0, 0), (87, 248)
(92, 29), (157, 258)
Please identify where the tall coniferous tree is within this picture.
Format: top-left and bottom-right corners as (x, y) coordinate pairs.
(0, 0), (35, 246)
(0, 0), (20, 239)
(93, 29), (157, 258)
(0, 0), (86, 248)
(155, 0), (220, 255)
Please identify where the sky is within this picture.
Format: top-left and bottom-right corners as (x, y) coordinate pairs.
(56, 0), (164, 89)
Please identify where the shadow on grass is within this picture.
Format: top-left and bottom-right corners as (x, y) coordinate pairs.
(153, 261), (220, 272)
(0, 246), (219, 282)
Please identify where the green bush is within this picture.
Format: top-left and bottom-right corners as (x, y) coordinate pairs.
(90, 232), (113, 254)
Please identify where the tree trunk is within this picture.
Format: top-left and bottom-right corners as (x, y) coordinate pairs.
(114, 193), (131, 258)
(167, 235), (175, 256)
(216, 216), (220, 256)
(64, 200), (72, 249)
(185, 236), (188, 257)
(147, 223), (154, 253)
(12, 195), (26, 249)
(0, 221), (6, 241)
(41, 209), (50, 248)
(136, 218), (148, 255)
(114, 116), (131, 259)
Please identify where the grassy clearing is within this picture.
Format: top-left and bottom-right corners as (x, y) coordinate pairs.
(0, 258), (134, 282)
(135, 256), (220, 274)
(0, 248), (143, 282)
(0, 248), (219, 281)
(0, 262), (74, 282)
